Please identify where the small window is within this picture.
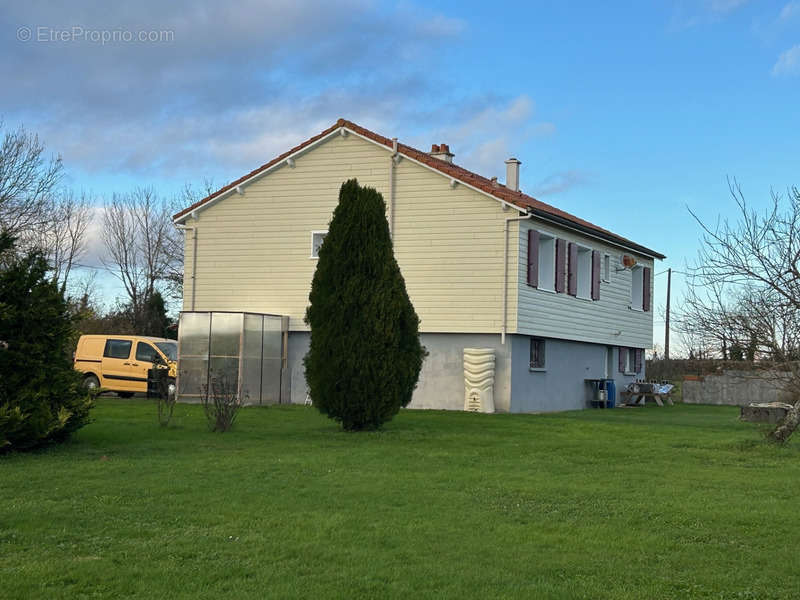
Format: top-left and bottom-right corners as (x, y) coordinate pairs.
(310, 231), (327, 258)
(603, 254), (610, 282)
(576, 246), (592, 299)
(622, 348), (642, 374)
(136, 342), (159, 364)
(631, 265), (644, 310)
(104, 339), (132, 359)
(530, 337), (546, 369)
(538, 235), (555, 291)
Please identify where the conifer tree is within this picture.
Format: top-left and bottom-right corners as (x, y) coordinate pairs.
(304, 179), (426, 430)
(0, 233), (92, 451)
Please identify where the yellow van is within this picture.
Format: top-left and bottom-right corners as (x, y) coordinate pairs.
(74, 335), (177, 398)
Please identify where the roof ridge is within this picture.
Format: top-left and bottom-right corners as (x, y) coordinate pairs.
(172, 118), (664, 259)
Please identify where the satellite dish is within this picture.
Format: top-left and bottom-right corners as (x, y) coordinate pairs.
(621, 255), (637, 269)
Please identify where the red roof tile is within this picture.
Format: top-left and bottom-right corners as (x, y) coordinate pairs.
(173, 118), (665, 259)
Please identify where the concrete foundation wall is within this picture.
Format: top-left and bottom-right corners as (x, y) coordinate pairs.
(683, 370), (793, 406)
(287, 332), (513, 411)
(412, 333), (512, 412)
(508, 336), (642, 413)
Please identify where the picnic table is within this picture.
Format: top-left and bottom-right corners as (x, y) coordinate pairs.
(620, 382), (674, 406)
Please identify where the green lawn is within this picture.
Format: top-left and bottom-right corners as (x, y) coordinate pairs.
(2, 401), (799, 599)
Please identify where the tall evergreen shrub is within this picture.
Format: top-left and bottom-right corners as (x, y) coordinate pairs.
(0, 233), (92, 451)
(304, 179), (426, 430)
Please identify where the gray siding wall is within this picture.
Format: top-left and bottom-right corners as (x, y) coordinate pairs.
(508, 335), (644, 413)
(515, 218), (655, 349)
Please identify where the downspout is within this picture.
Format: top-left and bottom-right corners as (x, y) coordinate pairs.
(502, 212), (532, 344)
(389, 137), (398, 237)
(175, 224), (197, 311)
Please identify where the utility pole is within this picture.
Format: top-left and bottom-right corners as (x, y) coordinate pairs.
(664, 268), (672, 360)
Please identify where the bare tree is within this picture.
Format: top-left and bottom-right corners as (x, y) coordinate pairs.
(680, 180), (800, 443)
(675, 278), (740, 359)
(101, 187), (176, 331)
(0, 122), (62, 237)
(23, 189), (93, 293)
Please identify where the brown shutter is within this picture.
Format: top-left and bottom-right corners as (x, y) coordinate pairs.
(567, 242), (578, 296)
(591, 250), (601, 301)
(555, 238), (566, 293)
(635, 349), (643, 373)
(527, 230), (539, 287)
(618, 347), (626, 373)
(642, 266), (651, 311)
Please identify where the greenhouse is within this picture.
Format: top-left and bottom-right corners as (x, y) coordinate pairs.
(176, 311), (288, 405)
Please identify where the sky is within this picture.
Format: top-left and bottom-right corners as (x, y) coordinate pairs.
(2, 0), (799, 353)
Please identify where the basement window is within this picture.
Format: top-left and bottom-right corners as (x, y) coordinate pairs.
(530, 337), (546, 370)
(310, 231), (327, 259)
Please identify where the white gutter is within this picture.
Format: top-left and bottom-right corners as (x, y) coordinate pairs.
(175, 224), (197, 310)
(502, 213), (532, 344)
(389, 137), (398, 237)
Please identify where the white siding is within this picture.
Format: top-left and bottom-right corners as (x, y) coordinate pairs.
(514, 219), (654, 349)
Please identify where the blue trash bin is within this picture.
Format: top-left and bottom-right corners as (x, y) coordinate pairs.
(605, 379), (616, 409)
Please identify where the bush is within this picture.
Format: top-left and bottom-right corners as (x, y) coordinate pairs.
(0, 233), (92, 451)
(304, 179), (426, 431)
(201, 371), (246, 432)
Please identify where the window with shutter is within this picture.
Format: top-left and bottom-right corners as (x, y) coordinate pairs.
(538, 234), (555, 291)
(618, 347), (626, 373)
(631, 265), (644, 310)
(555, 239), (567, 293)
(591, 250), (601, 301)
(635, 349), (643, 373)
(642, 267), (651, 312)
(567, 243), (578, 296)
(527, 229), (539, 287)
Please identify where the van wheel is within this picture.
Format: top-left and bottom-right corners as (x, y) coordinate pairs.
(83, 374), (100, 391)
(117, 391), (135, 398)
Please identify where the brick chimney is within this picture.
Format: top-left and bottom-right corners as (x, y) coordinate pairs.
(505, 158), (521, 192)
(430, 143), (454, 163)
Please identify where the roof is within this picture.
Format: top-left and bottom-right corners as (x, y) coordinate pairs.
(173, 118), (665, 259)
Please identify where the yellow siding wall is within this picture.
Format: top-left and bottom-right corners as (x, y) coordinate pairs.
(392, 156), (516, 333)
(183, 133), (516, 333)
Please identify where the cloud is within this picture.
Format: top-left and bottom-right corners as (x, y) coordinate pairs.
(1, 1), (478, 181)
(668, 0), (750, 30)
(779, 1), (800, 21)
(530, 170), (589, 197)
(772, 44), (800, 75)
(708, 0), (749, 13)
(406, 95), (555, 177)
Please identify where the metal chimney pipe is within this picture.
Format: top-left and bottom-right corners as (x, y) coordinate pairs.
(505, 158), (521, 192)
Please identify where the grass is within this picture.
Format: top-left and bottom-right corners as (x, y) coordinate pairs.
(2, 401), (799, 599)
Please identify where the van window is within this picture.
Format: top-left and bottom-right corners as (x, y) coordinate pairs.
(155, 342), (177, 362)
(136, 342), (159, 363)
(104, 339), (132, 359)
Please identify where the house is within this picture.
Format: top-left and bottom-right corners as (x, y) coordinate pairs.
(172, 118), (664, 412)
